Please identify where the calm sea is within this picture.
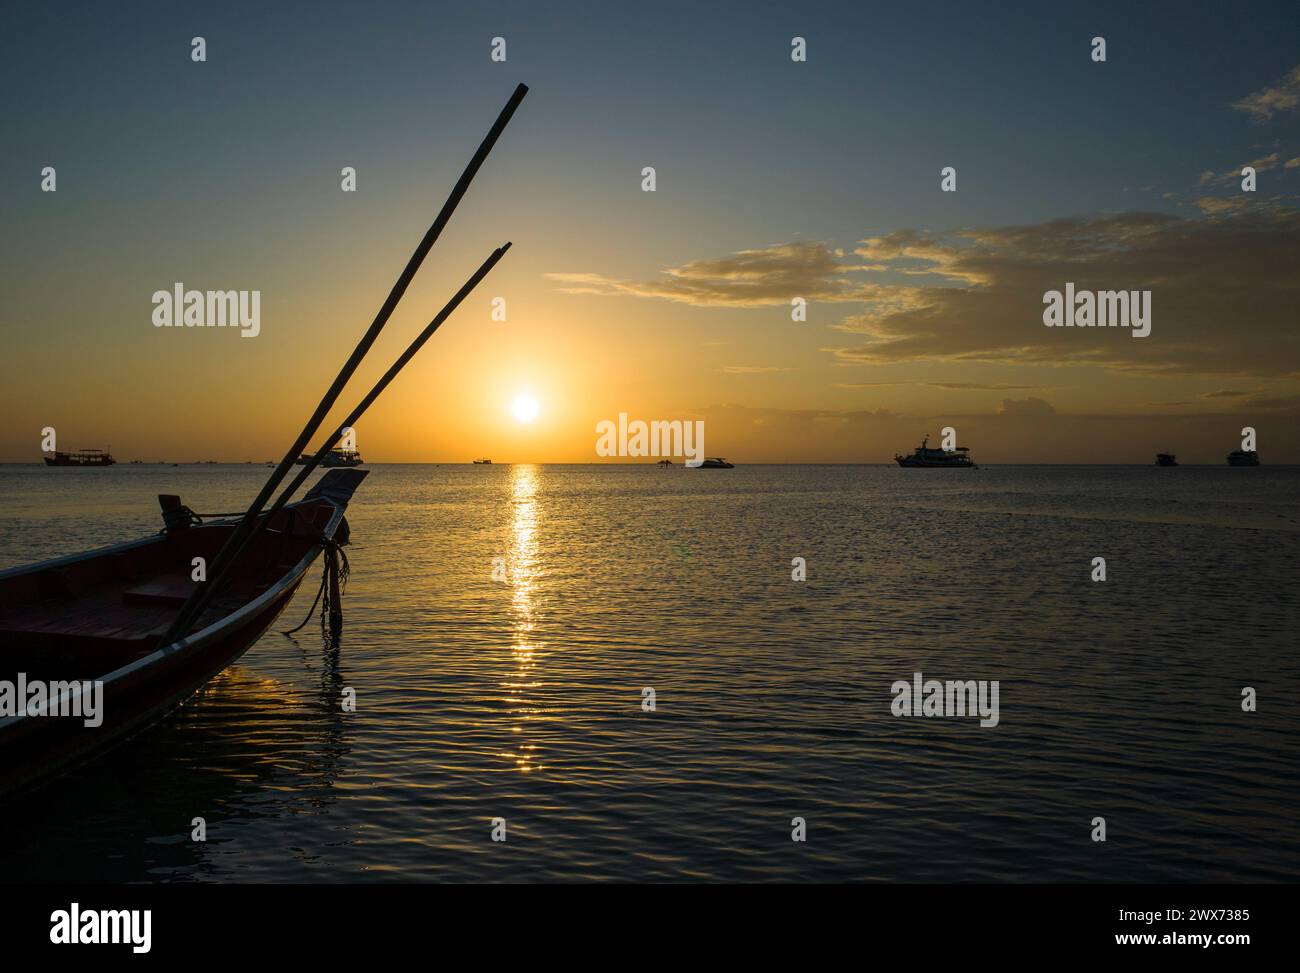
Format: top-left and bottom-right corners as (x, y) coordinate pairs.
(1, 463), (1298, 882)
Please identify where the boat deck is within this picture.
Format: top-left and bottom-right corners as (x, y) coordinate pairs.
(0, 504), (332, 681)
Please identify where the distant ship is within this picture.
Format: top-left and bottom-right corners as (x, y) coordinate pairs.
(294, 448), (364, 468)
(44, 448), (115, 467)
(1156, 453), (1178, 467)
(656, 459), (674, 466)
(320, 448), (364, 468)
(473, 458), (492, 464)
(895, 436), (975, 468)
(695, 457), (734, 469)
(1226, 449), (1260, 466)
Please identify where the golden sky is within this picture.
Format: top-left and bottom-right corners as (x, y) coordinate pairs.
(3, 6), (1298, 463)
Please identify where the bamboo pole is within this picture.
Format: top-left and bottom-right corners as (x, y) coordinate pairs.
(272, 243), (511, 509)
(162, 85), (528, 644)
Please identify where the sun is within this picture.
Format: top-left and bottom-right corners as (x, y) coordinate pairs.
(510, 392), (540, 423)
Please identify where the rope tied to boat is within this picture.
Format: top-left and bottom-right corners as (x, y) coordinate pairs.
(158, 494), (352, 640)
(160, 503), (204, 532)
(159, 503), (249, 533)
(282, 533), (350, 640)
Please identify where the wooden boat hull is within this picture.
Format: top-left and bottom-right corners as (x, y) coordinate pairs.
(0, 469), (367, 797)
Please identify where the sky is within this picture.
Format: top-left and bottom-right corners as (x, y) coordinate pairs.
(2, 0), (1298, 463)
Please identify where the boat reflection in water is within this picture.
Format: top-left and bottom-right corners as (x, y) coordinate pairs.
(0, 635), (352, 881)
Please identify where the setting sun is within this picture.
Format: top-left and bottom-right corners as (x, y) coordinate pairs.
(511, 392), (540, 424)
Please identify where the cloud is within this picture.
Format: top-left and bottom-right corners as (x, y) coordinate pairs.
(1286, 156), (1300, 169)
(835, 380), (1045, 391)
(1190, 152), (1284, 189)
(1245, 151), (1282, 171)
(1232, 65), (1300, 121)
(997, 396), (1057, 416)
(718, 365), (793, 374)
(824, 207), (1300, 376)
(1241, 392), (1300, 411)
(1201, 152), (1283, 188)
(554, 209), (1300, 378)
(1157, 389), (1274, 409)
(1192, 196), (1253, 215)
(547, 241), (881, 308)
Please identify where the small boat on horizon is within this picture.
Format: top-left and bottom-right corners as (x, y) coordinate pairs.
(695, 457), (734, 469)
(319, 448), (364, 468)
(1227, 449), (1260, 467)
(43, 448), (115, 467)
(1156, 452), (1178, 467)
(473, 458), (492, 464)
(294, 448), (363, 468)
(895, 435), (976, 468)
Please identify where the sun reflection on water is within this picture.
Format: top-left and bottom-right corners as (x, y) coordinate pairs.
(502, 464), (543, 772)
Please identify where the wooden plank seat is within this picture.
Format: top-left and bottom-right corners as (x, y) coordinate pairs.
(0, 502), (325, 682)
(122, 573), (199, 607)
(0, 584), (239, 681)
